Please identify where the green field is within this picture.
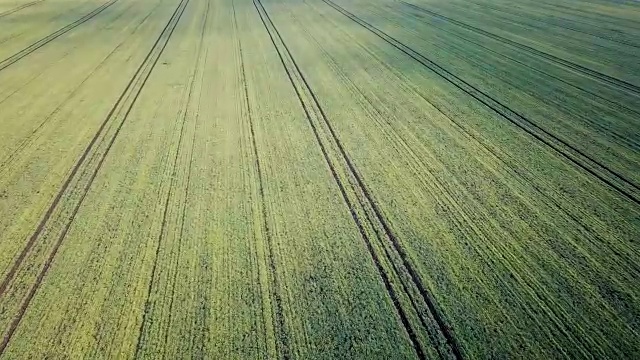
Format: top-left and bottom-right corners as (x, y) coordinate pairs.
(0, 0), (639, 357)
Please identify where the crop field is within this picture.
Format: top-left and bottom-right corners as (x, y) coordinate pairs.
(0, 0), (639, 357)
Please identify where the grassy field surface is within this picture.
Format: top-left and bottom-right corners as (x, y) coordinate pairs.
(0, 0), (638, 358)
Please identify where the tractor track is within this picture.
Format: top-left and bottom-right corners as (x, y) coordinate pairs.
(0, 2), (161, 178)
(184, 2), (213, 357)
(451, 0), (640, 49)
(233, 0), (287, 358)
(254, 0), (465, 358)
(297, 2), (640, 350)
(0, 0), (45, 19)
(323, 0), (640, 205)
(391, 3), (640, 152)
(526, 1), (640, 32)
(0, 0), (190, 354)
(0, 0), (118, 72)
(133, 0), (206, 356)
(0, 0), (139, 104)
(161, 0), (210, 354)
(254, 2), (424, 357)
(290, 10), (462, 357)
(394, 2), (640, 121)
(240, 25), (291, 360)
(398, 1), (640, 96)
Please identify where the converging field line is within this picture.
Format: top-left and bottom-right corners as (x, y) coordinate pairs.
(252, 4), (424, 358)
(254, 0), (465, 358)
(322, 0), (640, 205)
(0, 0), (118, 72)
(394, 2), (640, 119)
(0, 0), (45, 19)
(133, 0), (200, 356)
(0, 0), (191, 353)
(0, 1), (165, 176)
(399, 1), (640, 96)
(234, 0), (291, 358)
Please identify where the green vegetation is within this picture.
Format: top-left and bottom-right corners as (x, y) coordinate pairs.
(0, 0), (638, 358)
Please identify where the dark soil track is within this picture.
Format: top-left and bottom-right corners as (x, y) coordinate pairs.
(255, 0), (466, 358)
(322, 0), (640, 206)
(0, 0), (119, 72)
(0, 0), (45, 19)
(399, 1), (640, 95)
(0, 0), (191, 353)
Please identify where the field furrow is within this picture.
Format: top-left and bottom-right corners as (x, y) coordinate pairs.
(0, 0), (189, 353)
(0, 0), (638, 357)
(0, 0), (45, 19)
(0, 0), (123, 60)
(255, 0), (639, 357)
(0, 0), (120, 71)
(320, 0), (640, 204)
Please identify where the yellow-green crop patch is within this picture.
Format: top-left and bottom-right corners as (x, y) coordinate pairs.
(0, 0), (638, 358)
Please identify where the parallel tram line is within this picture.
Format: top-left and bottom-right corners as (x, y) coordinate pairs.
(390, 2), (640, 154)
(0, 0), (191, 354)
(312, 1), (638, 354)
(305, 1), (638, 354)
(452, 0), (640, 49)
(299, 4), (635, 351)
(0, 0), (45, 19)
(253, 0), (425, 358)
(398, 1), (640, 96)
(187, 10), (211, 355)
(322, 0), (640, 206)
(0, 1), (164, 178)
(393, 2), (640, 121)
(253, 3), (425, 358)
(293, 13), (461, 357)
(232, 0), (281, 357)
(158, 0), (210, 355)
(238, 6), (292, 360)
(127, 0), (194, 354)
(538, 1), (640, 31)
(0, 0), (119, 72)
(351, 179), (452, 360)
(253, 0), (464, 358)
